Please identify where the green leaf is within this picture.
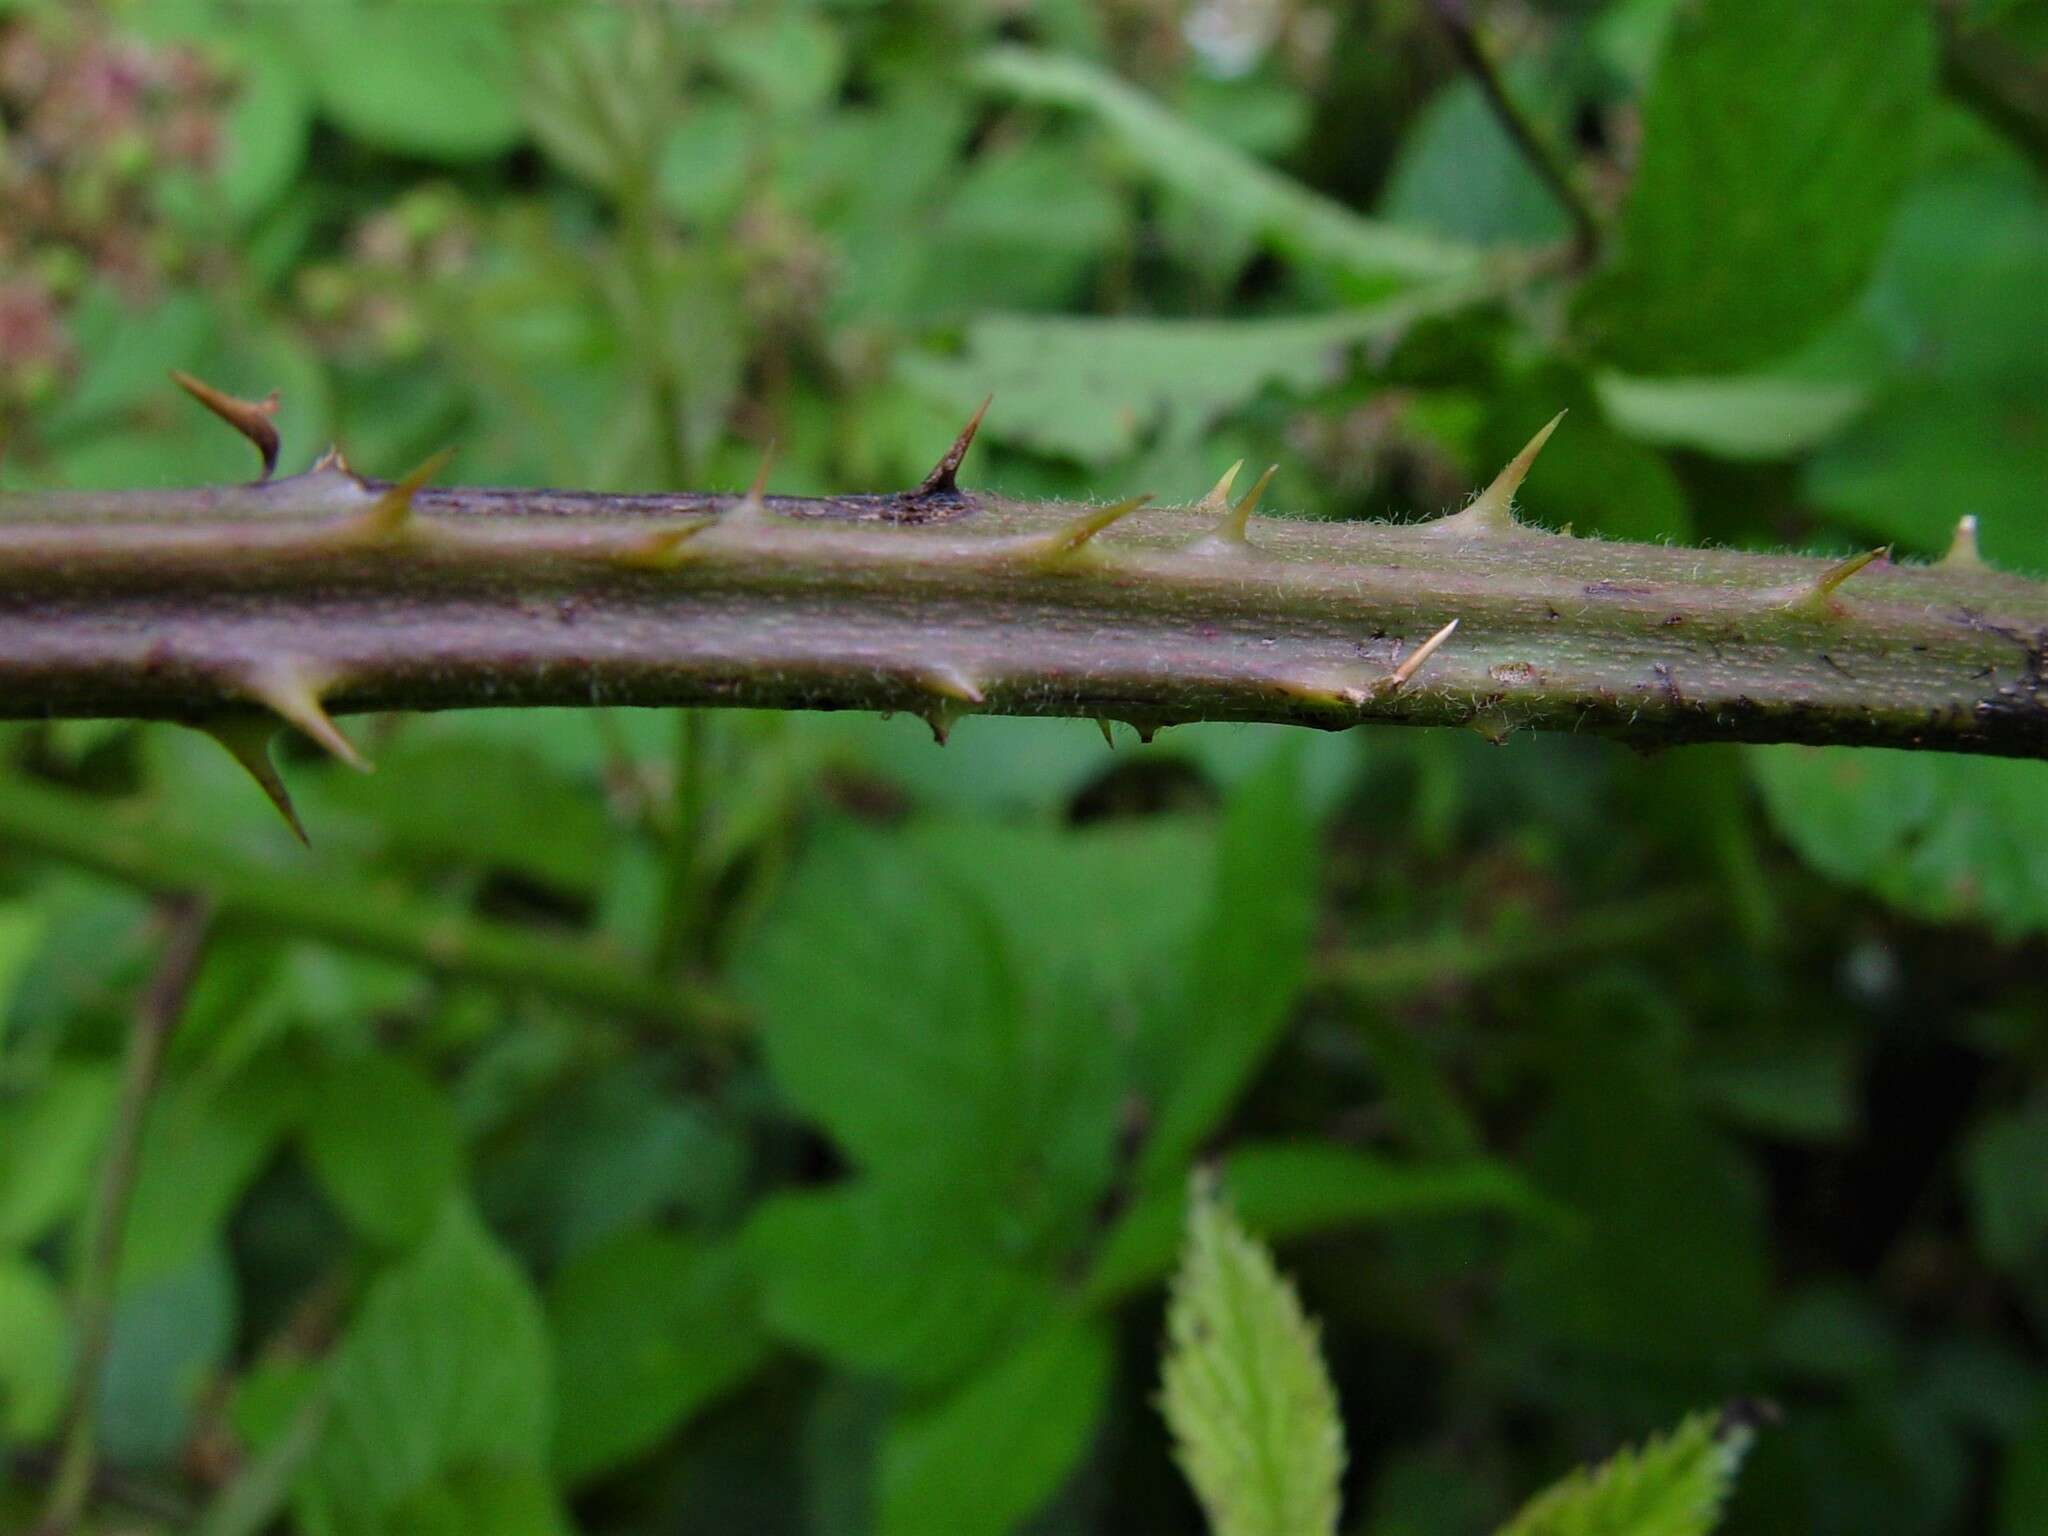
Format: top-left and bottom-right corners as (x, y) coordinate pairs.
(1160, 1175), (1344, 1536)
(745, 1181), (1054, 1389)
(300, 1055), (463, 1250)
(1086, 1141), (1556, 1308)
(1749, 749), (2048, 938)
(901, 304), (1458, 466)
(2002, 1404), (2048, 1536)
(878, 1319), (1112, 1536)
(1593, 369), (1872, 462)
(1495, 1411), (1752, 1536)
(385, 1467), (569, 1536)
(1136, 744), (1316, 1185)
(974, 47), (1480, 290)
(1572, 0), (1935, 374)
(291, 1), (524, 163)
(1380, 75), (1570, 248)
(0, 1255), (66, 1440)
(0, 1064), (113, 1246)
(1964, 1103), (2048, 1271)
(294, 1201), (552, 1536)
(121, 1057), (306, 1289)
(549, 1230), (768, 1486)
(97, 1245), (237, 1468)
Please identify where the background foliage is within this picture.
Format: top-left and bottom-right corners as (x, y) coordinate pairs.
(1, 0), (2045, 1532)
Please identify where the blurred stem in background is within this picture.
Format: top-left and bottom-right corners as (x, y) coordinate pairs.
(35, 897), (213, 1536)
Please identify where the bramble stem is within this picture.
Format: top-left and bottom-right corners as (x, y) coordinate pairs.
(1, 459), (2042, 758)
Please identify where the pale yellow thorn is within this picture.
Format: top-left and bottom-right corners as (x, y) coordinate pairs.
(1194, 460), (1243, 516)
(1942, 515), (1984, 569)
(615, 515), (719, 570)
(1032, 493), (1154, 561)
(1429, 411), (1566, 535)
(1218, 463), (1278, 544)
(192, 717), (308, 845)
(1784, 546), (1889, 611)
(719, 441), (779, 530)
(920, 665), (985, 705)
(353, 447), (453, 539)
(242, 662), (370, 772)
(1384, 618), (1460, 692)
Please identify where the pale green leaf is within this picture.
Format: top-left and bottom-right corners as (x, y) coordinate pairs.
(0, 1255), (66, 1440)
(1496, 1411), (1752, 1536)
(292, 1), (524, 163)
(974, 47), (1480, 289)
(1160, 1177), (1344, 1536)
(1593, 371), (1872, 462)
(878, 1319), (1111, 1536)
(0, 1064), (113, 1246)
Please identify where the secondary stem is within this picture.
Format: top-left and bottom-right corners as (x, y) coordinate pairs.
(37, 898), (213, 1536)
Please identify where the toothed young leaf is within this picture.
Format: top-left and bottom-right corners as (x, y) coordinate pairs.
(1495, 1411), (1753, 1536)
(1159, 1178), (1344, 1536)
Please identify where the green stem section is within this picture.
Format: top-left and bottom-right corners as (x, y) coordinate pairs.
(38, 898), (211, 1536)
(1, 463), (2044, 756)
(0, 773), (719, 1029)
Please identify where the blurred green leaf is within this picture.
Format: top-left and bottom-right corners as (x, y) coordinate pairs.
(1381, 75), (1569, 248)
(745, 1180), (1054, 1388)
(1160, 1175), (1345, 1536)
(1964, 1102), (2048, 1271)
(549, 1229), (767, 1486)
(1573, 0), (1935, 374)
(0, 1254), (65, 1440)
(0, 1063), (113, 1245)
(1088, 1141), (1556, 1308)
(1136, 743), (1315, 1184)
(292, 0), (525, 163)
(975, 47), (1481, 290)
(1750, 750), (2048, 937)
(902, 304), (1456, 466)
(384, 1465), (569, 1536)
(295, 1200), (553, 1536)
(97, 1244), (236, 1467)
(2003, 1405), (2048, 1536)
(1593, 369), (1872, 462)
(1496, 1411), (1750, 1536)
(300, 1054), (463, 1250)
(878, 1318), (1112, 1536)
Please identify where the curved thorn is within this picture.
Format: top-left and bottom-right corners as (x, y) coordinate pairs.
(1430, 411), (1566, 535)
(1942, 515), (1984, 569)
(192, 717), (308, 844)
(913, 395), (992, 498)
(1194, 460), (1243, 516)
(1032, 494), (1154, 562)
(355, 447), (453, 539)
(1095, 717), (1116, 750)
(1382, 618), (1460, 692)
(242, 663), (370, 772)
(615, 515), (719, 570)
(170, 369), (280, 480)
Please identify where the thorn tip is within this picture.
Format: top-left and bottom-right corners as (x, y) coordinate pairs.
(913, 395), (992, 498)
(171, 369), (281, 480)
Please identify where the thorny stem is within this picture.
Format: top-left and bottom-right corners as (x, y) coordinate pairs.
(0, 772), (722, 1029)
(1, 395), (2045, 787)
(1430, 0), (1602, 264)
(37, 898), (213, 1536)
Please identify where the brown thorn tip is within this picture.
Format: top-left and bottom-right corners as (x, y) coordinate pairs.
(195, 717), (308, 845)
(913, 394), (992, 498)
(1095, 717), (1116, 749)
(359, 446), (453, 538)
(1943, 515), (1983, 568)
(1385, 618), (1460, 691)
(171, 369), (281, 481)
(310, 443), (353, 475)
(1040, 493), (1154, 559)
(1195, 460), (1244, 515)
(1812, 546), (1887, 600)
(245, 664), (370, 772)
